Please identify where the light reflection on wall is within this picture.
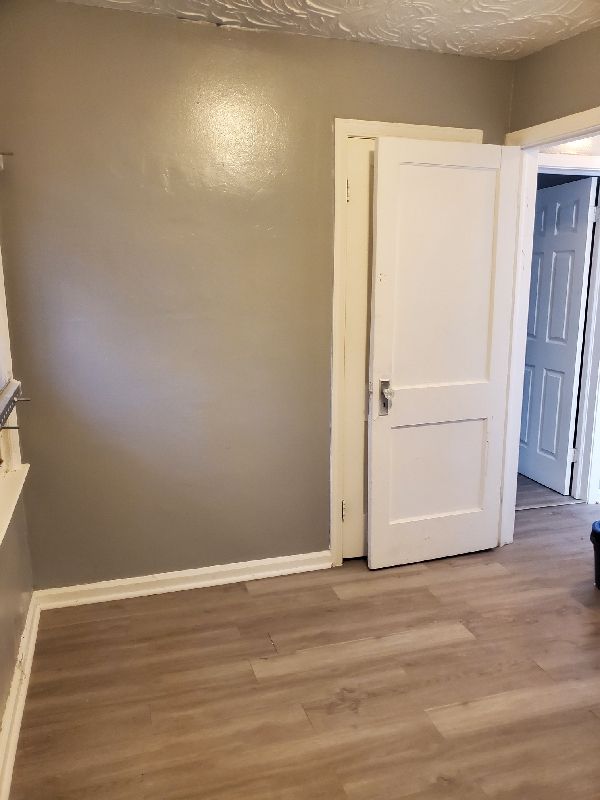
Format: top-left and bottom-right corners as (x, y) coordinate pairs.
(183, 85), (289, 195)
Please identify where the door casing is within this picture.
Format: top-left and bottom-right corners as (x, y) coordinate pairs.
(503, 109), (600, 545)
(504, 151), (600, 522)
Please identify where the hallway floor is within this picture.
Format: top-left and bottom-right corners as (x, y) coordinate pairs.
(10, 503), (600, 800)
(515, 473), (583, 511)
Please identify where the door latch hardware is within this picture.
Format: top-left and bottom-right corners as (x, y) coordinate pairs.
(379, 379), (394, 416)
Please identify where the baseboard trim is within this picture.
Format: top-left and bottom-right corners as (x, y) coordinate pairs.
(0, 596), (40, 800)
(0, 548), (332, 797)
(35, 549), (333, 610)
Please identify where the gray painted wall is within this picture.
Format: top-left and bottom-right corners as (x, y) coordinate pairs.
(511, 26), (600, 131)
(0, 0), (514, 589)
(0, 501), (32, 714)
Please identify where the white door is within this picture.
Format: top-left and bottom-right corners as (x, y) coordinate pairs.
(339, 127), (484, 561)
(368, 138), (521, 569)
(518, 179), (597, 495)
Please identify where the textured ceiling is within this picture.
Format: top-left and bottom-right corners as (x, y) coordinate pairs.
(66, 0), (600, 59)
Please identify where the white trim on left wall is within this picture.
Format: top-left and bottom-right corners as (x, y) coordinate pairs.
(0, 547), (332, 799)
(0, 150), (32, 800)
(0, 596), (40, 800)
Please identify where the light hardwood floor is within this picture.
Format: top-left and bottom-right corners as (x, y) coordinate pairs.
(515, 473), (582, 511)
(10, 503), (600, 799)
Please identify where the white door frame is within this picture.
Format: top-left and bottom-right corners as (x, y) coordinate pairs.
(502, 106), (600, 545)
(331, 119), (484, 566)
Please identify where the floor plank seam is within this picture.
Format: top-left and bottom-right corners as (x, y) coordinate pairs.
(10, 504), (600, 800)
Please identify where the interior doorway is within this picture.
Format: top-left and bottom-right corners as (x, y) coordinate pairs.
(514, 141), (600, 513)
(515, 171), (598, 510)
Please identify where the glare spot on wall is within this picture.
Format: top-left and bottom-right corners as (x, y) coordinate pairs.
(186, 85), (289, 195)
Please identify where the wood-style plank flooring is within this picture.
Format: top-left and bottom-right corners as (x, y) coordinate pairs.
(10, 503), (600, 799)
(515, 473), (582, 511)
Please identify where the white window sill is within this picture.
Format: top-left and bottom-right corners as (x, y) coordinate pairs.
(0, 464), (29, 550)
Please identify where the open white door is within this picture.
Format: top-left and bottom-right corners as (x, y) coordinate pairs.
(368, 138), (521, 569)
(518, 178), (597, 495)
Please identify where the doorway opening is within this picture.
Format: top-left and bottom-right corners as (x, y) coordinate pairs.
(515, 168), (599, 511)
(513, 139), (600, 513)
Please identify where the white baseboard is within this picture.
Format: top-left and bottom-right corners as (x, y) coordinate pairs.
(0, 548), (332, 797)
(0, 596), (40, 800)
(35, 549), (333, 609)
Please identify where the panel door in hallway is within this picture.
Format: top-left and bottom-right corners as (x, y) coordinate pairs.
(519, 178), (597, 495)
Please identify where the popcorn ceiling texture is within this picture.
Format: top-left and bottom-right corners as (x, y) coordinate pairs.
(65, 0), (600, 59)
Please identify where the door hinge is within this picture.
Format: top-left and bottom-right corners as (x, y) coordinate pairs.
(341, 499), (347, 521)
(569, 447), (579, 463)
(346, 179), (350, 204)
(592, 205), (600, 224)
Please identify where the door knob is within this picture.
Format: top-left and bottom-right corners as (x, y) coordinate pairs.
(379, 379), (394, 415)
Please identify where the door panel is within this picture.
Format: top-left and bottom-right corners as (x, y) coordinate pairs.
(390, 165), (496, 387)
(368, 138), (521, 569)
(389, 418), (485, 523)
(518, 178), (596, 494)
(520, 365), (534, 446)
(528, 253), (542, 338)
